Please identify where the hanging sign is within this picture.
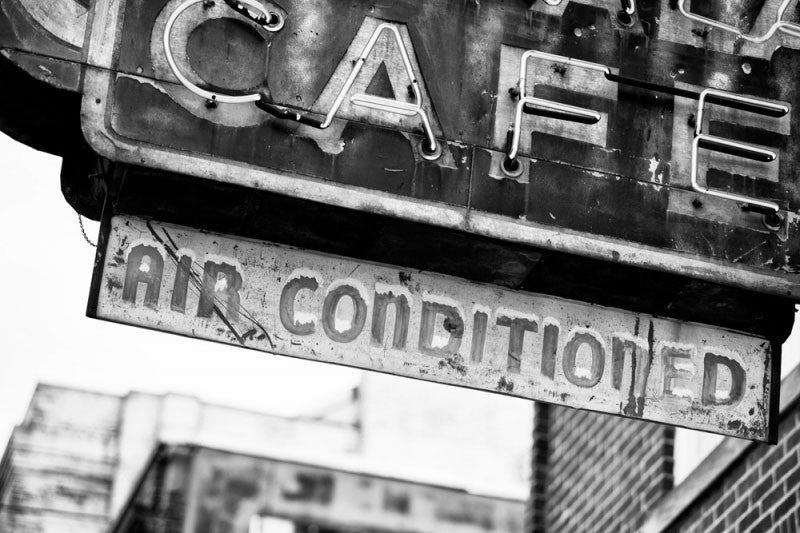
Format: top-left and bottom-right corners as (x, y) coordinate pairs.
(88, 215), (779, 442)
(79, 0), (800, 302)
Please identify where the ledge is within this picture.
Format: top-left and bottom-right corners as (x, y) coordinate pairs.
(639, 362), (800, 533)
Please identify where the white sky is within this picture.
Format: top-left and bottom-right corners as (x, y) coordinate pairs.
(0, 131), (798, 478)
(0, 132), (365, 447)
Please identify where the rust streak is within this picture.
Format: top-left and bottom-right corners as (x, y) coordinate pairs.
(147, 222), (245, 345)
(162, 226), (275, 349)
(622, 318), (640, 417)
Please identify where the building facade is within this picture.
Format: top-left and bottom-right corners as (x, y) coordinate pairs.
(530, 364), (800, 533)
(0, 377), (530, 533)
(0, 384), (359, 533)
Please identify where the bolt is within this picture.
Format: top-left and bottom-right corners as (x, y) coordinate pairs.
(763, 212), (783, 231)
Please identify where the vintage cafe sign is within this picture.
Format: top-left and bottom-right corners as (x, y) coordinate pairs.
(90, 217), (777, 441)
(159, 3), (791, 214)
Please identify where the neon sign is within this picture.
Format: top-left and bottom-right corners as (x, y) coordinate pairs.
(162, 0), (793, 213)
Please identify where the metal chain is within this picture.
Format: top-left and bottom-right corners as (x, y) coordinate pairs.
(78, 214), (97, 248)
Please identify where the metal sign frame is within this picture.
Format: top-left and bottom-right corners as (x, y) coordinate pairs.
(88, 215), (780, 442)
(81, 0), (800, 301)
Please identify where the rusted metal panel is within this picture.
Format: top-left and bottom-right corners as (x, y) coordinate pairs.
(90, 215), (778, 441)
(5, 468), (111, 516)
(0, 511), (108, 533)
(77, 0), (800, 299)
(0, 392), (120, 533)
(99, 166), (795, 342)
(0, 0), (87, 91)
(186, 447), (525, 533)
(109, 445), (191, 533)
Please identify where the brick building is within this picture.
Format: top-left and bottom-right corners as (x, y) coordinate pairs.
(530, 364), (800, 533)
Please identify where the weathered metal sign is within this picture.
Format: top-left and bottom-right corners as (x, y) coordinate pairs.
(89, 216), (778, 441)
(80, 0), (800, 299)
(187, 447), (524, 533)
(0, 0), (87, 91)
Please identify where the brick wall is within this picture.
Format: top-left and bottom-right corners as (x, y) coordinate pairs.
(529, 403), (550, 533)
(663, 400), (800, 533)
(534, 406), (674, 533)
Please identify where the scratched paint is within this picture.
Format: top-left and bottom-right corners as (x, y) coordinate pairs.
(90, 216), (776, 441)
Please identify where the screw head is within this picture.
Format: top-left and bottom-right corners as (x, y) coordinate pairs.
(763, 212), (783, 232)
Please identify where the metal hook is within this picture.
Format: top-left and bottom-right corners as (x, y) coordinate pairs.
(322, 23), (438, 154)
(222, 0), (284, 30)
